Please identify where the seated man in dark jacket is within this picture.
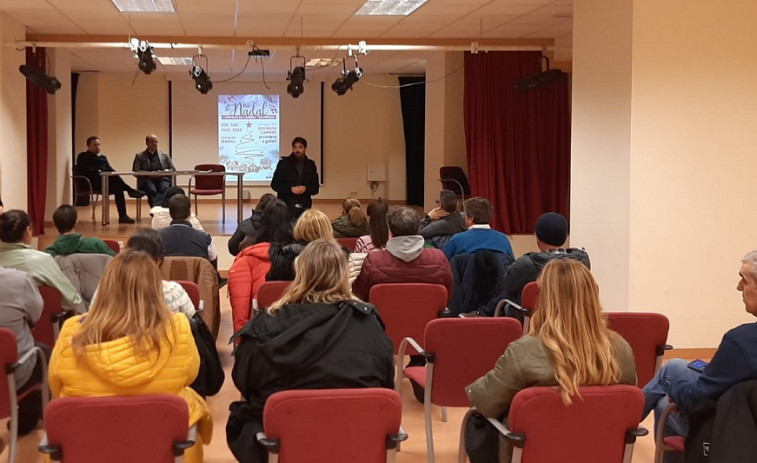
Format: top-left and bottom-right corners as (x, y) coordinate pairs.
(158, 194), (217, 269)
(419, 189), (467, 249)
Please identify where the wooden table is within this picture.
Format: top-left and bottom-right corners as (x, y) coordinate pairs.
(100, 170), (245, 225)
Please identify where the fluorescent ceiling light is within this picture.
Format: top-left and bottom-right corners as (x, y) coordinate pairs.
(157, 57), (193, 66)
(355, 0), (427, 16)
(112, 0), (175, 13)
(306, 58), (341, 67)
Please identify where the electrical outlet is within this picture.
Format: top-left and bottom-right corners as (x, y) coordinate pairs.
(349, 191), (358, 196)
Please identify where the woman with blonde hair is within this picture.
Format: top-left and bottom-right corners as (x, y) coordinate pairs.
(331, 196), (369, 238)
(465, 259), (636, 463)
(48, 250), (212, 463)
(227, 239), (394, 463)
(267, 208), (336, 280)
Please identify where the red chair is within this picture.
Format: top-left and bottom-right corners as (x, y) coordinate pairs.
(494, 281), (540, 334)
(39, 395), (196, 463)
(175, 280), (203, 311)
(369, 283), (447, 354)
(257, 388), (407, 463)
(438, 166), (471, 202)
(32, 286), (66, 350)
(653, 402), (685, 463)
(605, 312), (672, 387)
(397, 318), (523, 463)
(188, 163), (226, 223)
(256, 281), (291, 313)
(102, 239), (121, 254)
(336, 237), (359, 252)
(460, 385), (647, 463)
(0, 327), (49, 463)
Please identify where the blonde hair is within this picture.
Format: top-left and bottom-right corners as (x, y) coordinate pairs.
(530, 259), (621, 404)
(268, 239), (355, 313)
(71, 250), (174, 357)
(343, 197), (368, 228)
(294, 209), (335, 242)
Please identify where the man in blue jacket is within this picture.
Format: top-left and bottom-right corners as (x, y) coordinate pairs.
(642, 250), (757, 439)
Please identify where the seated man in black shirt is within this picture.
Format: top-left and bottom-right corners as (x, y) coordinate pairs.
(76, 136), (144, 224)
(132, 134), (176, 207)
(158, 194), (218, 269)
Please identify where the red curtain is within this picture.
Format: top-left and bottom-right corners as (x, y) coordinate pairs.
(25, 47), (48, 236)
(463, 51), (571, 234)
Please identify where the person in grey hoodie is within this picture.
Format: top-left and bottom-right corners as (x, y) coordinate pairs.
(352, 206), (453, 301)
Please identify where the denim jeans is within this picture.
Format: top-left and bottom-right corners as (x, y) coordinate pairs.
(642, 358), (702, 438)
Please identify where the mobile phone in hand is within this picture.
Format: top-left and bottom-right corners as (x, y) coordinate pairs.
(687, 359), (709, 373)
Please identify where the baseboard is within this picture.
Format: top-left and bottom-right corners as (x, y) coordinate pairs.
(664, 348), (715, 361)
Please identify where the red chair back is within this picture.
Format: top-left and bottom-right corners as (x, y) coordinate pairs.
(521, 281), (540, 312)
(369, 283), (447, 353)
(336, 237), (359, 252)
(175, 280), (202, 311)
(0, 327), (19, 419)
(508, 385), (644, 463)
(102, 239), (121, 254)
(423, 318), (522, 407)
(262, 388), (404, 463)
(193, 163), (225, 191)
(257, 281), (292, 311)
(606, 312), (670, 387)
(33, 286), (64, 350)
(42, 395), (191, 463)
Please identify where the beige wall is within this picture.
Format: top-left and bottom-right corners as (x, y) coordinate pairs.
(45, 48), (73, 218)
(573, 0), (757, 348)
(0, 13), (27, 208)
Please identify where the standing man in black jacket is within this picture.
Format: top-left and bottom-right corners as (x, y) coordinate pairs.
(76, 136), (144, 224)
(270, 137), (319, 219)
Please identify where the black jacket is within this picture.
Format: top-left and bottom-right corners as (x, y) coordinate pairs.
(503, 248), (590, 304)
(448, 251), (514, 316)
(226, 300), (394, 463)
(228, 211), (264, 256)
(270, 154), (319, 212)
(75, 151), (115, 189)
(266, 241), (306, 281)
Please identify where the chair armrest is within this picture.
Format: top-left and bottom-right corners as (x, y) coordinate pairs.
(655, 402), (678, 451)
(501, 299), (531, 316)
(256, 431), (280, 453)
(38, 433), (63, 461)
(172, 424), (198, 456)
(386, 426), (408, 449)
(8, 346), (41, 373)
(626, 426), (648, 444)
(486, 416), (526, 448)
(656, 344), (674, 356)
(396, 336), (426, 391)
(439, 178), (465, 196)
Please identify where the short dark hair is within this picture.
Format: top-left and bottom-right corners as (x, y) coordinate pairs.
(126, 228), (164, 263)
(438, 190), (458, 213)
(463, 197), (492, 225)
(292, 136), (307, 147)
(52, 205), (78, 234)
(168, 194), (192, 220)
(256, 193), (276, 211)
(386, 206), (420, 237)
(0, 209), (30, 243)
(86, 136), (99, 147)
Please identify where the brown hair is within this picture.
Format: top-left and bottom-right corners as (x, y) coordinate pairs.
(343, 197), (368, 228)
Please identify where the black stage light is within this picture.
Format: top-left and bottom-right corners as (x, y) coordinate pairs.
(287, 66), (306, 98)
(332, 67), (363, 95)
(19, 65), (61, 94)
(190, 64), (213, 94)
(131, 39), (157, 75)
(514, 56), (566, 92)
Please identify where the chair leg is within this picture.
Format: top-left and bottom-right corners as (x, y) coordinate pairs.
(136, 197), (142, 221)
(425, 394), (435, 463)
(441, 406), (448, 422)
(222, 190), (226, 224)
(7, 375), (18, 463)
(194, 193), (199, 218)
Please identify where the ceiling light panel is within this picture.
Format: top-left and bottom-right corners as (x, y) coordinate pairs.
(112, 0), (175, 13)
(355, 0), (428, 16)
(157, 57), (193, 66)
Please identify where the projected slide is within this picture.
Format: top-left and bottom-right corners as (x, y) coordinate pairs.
(218, 94), (280, 182)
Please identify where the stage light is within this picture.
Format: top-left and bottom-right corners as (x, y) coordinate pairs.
(130, 38), (157, 75)
(287, 55), (307, 98)
(19, 65), (61, 94)
(190, 54), (213, 94)
(514, 55), (566, 92)
(331, 58), (363, 96)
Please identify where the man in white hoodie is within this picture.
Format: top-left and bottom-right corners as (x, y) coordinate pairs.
(352, 206), (453, 301)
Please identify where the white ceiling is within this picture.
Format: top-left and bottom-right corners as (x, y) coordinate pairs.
(1, 0), (573, 79)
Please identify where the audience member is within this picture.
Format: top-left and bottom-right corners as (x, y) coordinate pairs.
(150, 187), (202, 230)
(0, 210), (82, 311)
(228, 193), (276, 256)
(226, 239), (394, 463)
(0, 266), (45, 434)
(76, 136), (143, 223)
(502, 212), (590, 306)
(443, 197), (514, 260)
(642, 250), (757, 440)
(352, 206), (453, 301)
(332, 197), (369, 238)
(268, 209), (336, 281)
(229, 199), (293, 333)
(270, 136), (319, 219)
(48, 250), (212, 463)
(44, 205), (115, 257)
(158, 194), (218, 268)
(466, 259), (636, 462)
(420, 190), (466, 249)
(132, 133), (175, 207)
(354, 197), (389, 253)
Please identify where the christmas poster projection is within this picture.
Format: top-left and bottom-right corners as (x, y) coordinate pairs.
(218, 94), (280, 182)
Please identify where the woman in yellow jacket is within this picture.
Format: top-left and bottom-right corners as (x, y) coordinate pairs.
(48, 250), (212, 463)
